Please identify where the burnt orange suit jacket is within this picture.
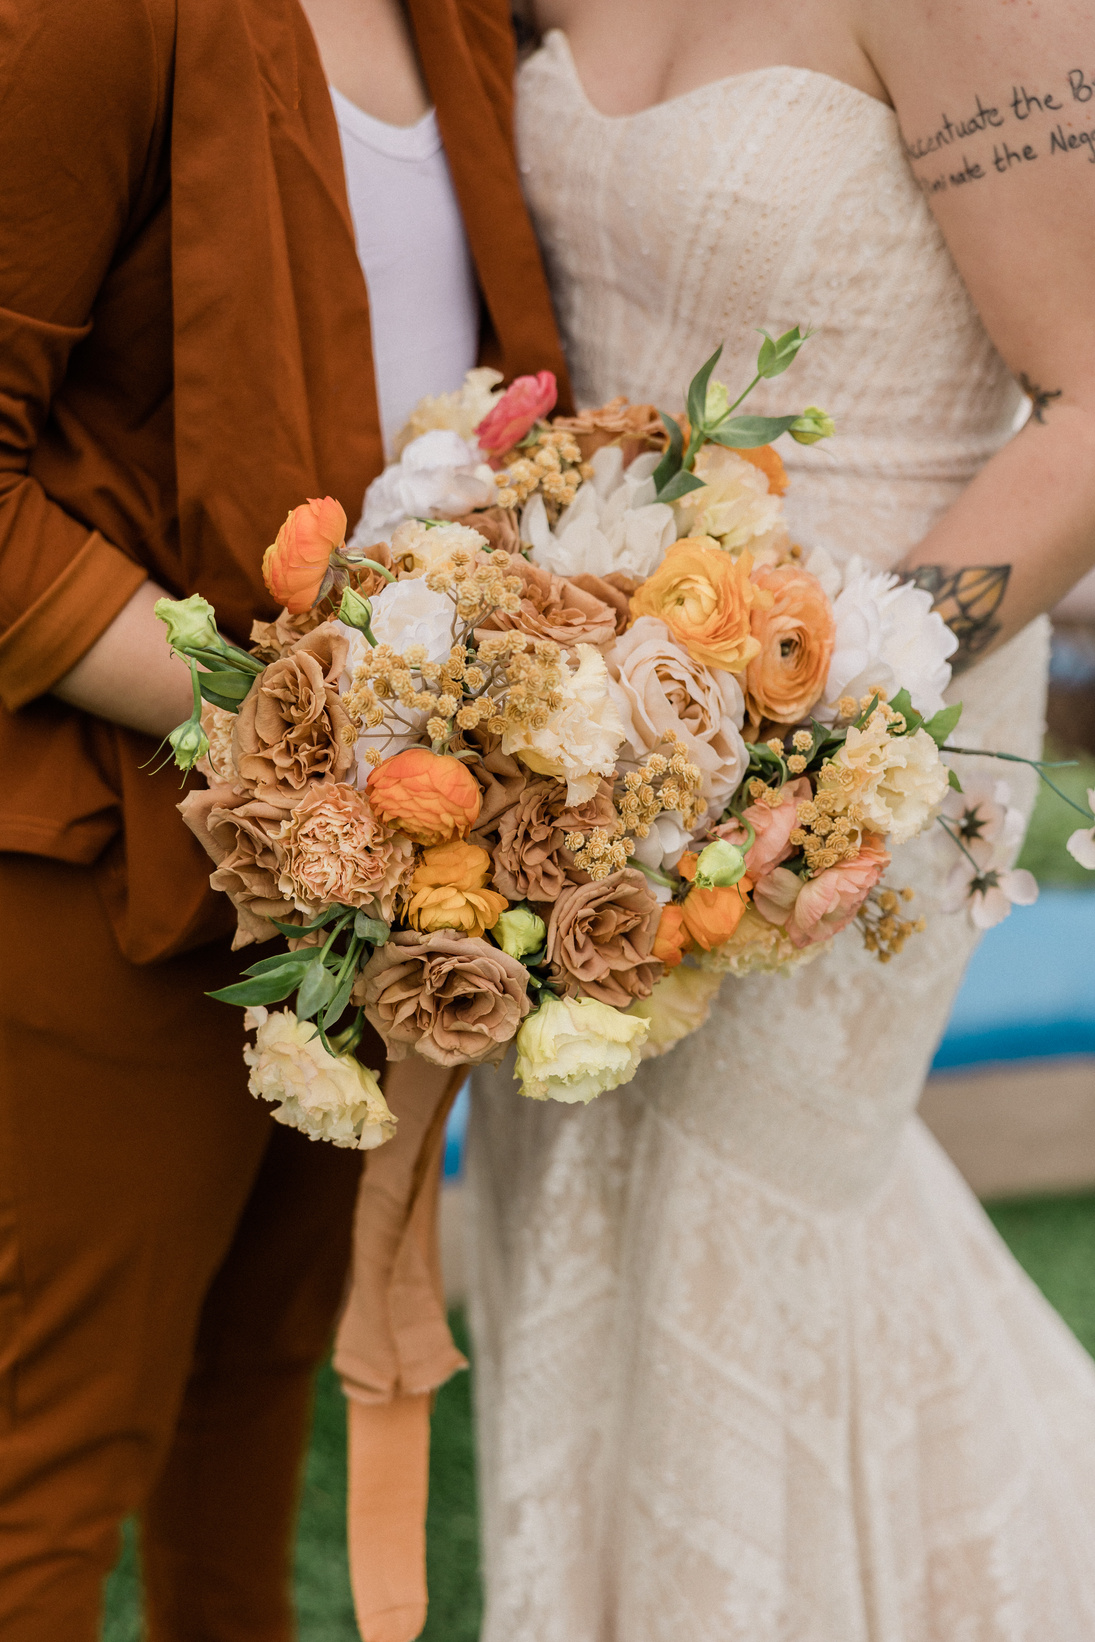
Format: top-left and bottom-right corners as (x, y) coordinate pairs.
(0, 3), (568, 1637)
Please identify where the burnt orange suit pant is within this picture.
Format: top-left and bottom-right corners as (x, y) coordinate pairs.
(0, 854), (366, 1641)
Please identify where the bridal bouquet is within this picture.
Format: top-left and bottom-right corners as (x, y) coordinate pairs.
(156, 335), (1093, 1138)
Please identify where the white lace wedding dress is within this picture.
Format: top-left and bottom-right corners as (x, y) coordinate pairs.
(466, 32), (1095, 1640)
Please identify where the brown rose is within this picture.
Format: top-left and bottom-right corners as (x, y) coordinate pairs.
(354, 931), (531, 1066)
(178, 783), (294, 948)
(551, 397), (669, 465)
(492, 776), (616, 902)
(233, 622), (354, 803)
(465, 737), (529, 842)
(566, 571), (642, 636)
(476, 556), (617, 654)
(447, 506), (521, 555)
(544, 868), (663, 1007)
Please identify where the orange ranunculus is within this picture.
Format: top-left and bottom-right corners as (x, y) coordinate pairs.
(262, 496), (347, 614)
(629, 540), (771, 674)
(366, 748), (482, 846)
(737, 444), (788, 495)
(404, 840), (510, 939)
(652, 902), (693, 968)
(680, 877), (754, 951)
(474, 371), (558, 459)
(744, 564), (835, 728)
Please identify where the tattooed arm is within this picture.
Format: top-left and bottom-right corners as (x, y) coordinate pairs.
(864, 0), (1095, 668)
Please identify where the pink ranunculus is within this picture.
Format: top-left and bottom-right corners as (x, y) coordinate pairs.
(474, 371), (558, 459)
(753, 833), (890, 949)
(717, 777), (811, 882)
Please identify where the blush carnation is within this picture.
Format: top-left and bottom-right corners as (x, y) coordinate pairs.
(278, 781), (412, 918)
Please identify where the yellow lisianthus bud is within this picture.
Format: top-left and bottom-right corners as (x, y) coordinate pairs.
(493, 907), (546, 960)
(695, 838), (747, 889)
(338, 586), (375, 636)
(704, 379), (731, 425)
(789, 407), (835, 445)
(155, 594), (220, 653)
(168, 715), (210, 771)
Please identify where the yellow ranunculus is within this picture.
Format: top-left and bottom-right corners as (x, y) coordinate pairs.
(629, 539), (771, 674)
(404, 839), (508, 938)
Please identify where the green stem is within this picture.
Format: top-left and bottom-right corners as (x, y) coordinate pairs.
(942, 745), (1092, 819)
(632, 859), (678, 889)
(725, 371), (762, 418)
(349, 556), (396, 584)
(319, 910), (355, 965)
(187, 657), (203, 719)
(937, 815), (985, 875)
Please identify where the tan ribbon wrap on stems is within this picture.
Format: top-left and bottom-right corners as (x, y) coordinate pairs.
(334, 1060), (467, 1642)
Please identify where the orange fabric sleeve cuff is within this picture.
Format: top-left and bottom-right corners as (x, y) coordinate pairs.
(0, 530), (147, 710)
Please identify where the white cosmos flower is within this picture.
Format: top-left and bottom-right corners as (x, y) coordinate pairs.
(352, 429), (496, 544)
(940, 772), (1039, 928)
(819, 561), (957, 721)
(523, 446), (676, 580)
(1067, 789), (1095, 869)
(942, 846), (1038, 929)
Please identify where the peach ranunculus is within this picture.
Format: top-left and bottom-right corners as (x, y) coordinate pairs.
(366, 747), (482, 845)
(403, 840), (509, 939)
(679, 877), (753, 951)
(278, 780), (413, 919)
(652, 902), (693, 969)
(629, 540), (771, 674)
(744, 564), (835, 729)
(752, 833), (890, 948)
(716, 777), (812, 881)
(262, 496), (347, 614)
(474, 371), (558, 459)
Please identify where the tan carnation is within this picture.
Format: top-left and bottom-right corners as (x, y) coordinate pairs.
(354, 931), (531, 1066)
(234, 623), (354, 803)
(551, 397), (668, 465)
(544, 867), (663, 1007)
(278, 780), (413, 917)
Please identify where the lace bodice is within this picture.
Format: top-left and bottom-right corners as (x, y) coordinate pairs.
(518, 32), (1025, 569)
(465, 37), (1095, 1642)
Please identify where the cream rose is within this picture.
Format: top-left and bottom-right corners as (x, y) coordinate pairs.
(514, 993), (649, 1104)
(606, 615), (747, 813)
(626, 963), (722, 1059)
(243, 1006), (396, 1150)
(501, 643), (627, 805)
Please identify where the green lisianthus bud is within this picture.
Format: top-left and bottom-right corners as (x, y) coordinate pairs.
(168, 715), (210, 772)
(704, 379), (730, 425)
(493, 906), (546, 961)
(789, 406), (835, 445)
(338, 586), (375, 635)
(154, 594), (220, 654)
(694, 838), (747, 889)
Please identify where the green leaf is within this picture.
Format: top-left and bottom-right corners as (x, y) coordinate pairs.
(756, 325), (809, 379)
(206, 965), (305, 1007)
(947, 767), (963, 792)
(242, 950), (317, 979)
(685, 344), (724, 438)
(650, 412), (684, 493)
(655, 469), (707, 503)
(196, 684), (243, 714)
(924, 703), (963, 747)
(321, 962), (359, 1032)
(269, 907), (345, 939)
(706, 414), (800, 449)
(353, 911), (390, 944)
(886, 687), (923, 734)
(295, 959), (340, 1022)
(195, 669), (255, 702)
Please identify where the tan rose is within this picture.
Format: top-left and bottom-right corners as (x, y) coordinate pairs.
(491, 776), (616, 902)
(545, 867), (663, 1007)
(551, 397), (669, 464)
(447, 505), (522, 555)
(606, 615), (747, 809)
(566, 571), (641, 636)
(178, 783), (294, 948)
(278, 780), (413, 918)
(233, 623), (354, 803)
(354, 931), (531, 1066)
(476, 556), (618, 654)
(466, 738), (529, 842)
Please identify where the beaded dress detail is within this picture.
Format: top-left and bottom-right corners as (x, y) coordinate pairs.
(467, 33), (1095, 1641)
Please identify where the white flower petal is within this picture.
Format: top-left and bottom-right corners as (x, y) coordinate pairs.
(1066, 825), (1095, 869)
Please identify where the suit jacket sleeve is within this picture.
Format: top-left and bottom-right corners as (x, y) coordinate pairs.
(0, 0), (165, 710)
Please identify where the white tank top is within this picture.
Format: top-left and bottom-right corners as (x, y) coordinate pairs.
(331, 86), (480, 455)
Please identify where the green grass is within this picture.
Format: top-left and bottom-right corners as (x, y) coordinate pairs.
(1016, 739), (1095, 885)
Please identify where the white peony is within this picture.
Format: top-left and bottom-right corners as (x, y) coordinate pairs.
(820, 561), (957, 721)
(627, 963), (722, 1058)
(515, 993), (649, 1103)
(501, 643), (627, 805)
(243, 1007), (396, 1149)
(1066, 787), (1095, 870)
(352, 429), (496, 544)
(671, 444), (787, 553)
(833, 720), (950, 844)
(336, 581), (456, 777)
(629, 812), (695, 876)
(523, 446), (676, 580)
(391, 367), (504, 455)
